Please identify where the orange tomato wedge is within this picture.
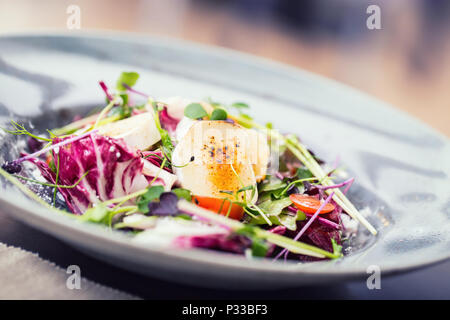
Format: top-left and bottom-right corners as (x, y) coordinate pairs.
(45, 154), (52, 166)
(192, 196), (244, 220)
(289, 194), (335, 214)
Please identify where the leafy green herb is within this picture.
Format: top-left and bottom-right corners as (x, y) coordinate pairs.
(219, 190), (234, 196)
(150, 99), (175, 160)
(231, 102), (249, 110)
(2, 120), (52, 142)
(81, 203), (111, 224)
(250, 238), (269, 257)
(116, 71), (140, 91)
(249, 209), (304, 231)
(172, 188), (192, 201)
(210, 108), (228, 120)
(108, 104), (131, 119)
(119, 93), (129, 106)
(256, 192), (271, 203)
(184, 103), (208, 119)
(331, 238), (343, 257)
(136, 185), (165, 213)
(296, 167), (314, 179)
(160, 133), (174, 161)
(46, 129), (57, 138)
(249, 213), (296, 231)
(259, 177), (286, 192)
(258, 197), (292, 216)
(235, 225), (269, 257)
(296, 210), (307, 221)
(278, 176), (317, 198)
(277, 213), (298, 231)
(237, 185), (255, 193)
(236, 113), (253, 128)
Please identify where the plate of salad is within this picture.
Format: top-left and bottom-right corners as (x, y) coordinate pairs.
(0, 33), (448, 288)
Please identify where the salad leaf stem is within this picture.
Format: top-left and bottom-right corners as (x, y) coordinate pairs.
(52, 114), (121, 136)
(279, 177), (319, 197)
(149, 157), (167, 186)
(93, 98), (119, 129)
(112, 205), (138, 215)
(99, 81), (115, 102)
(13, 171), (90, 189)
(2, 120), (52, 142)
(103, 188), (148, 206)
(248, 203), (272, 225)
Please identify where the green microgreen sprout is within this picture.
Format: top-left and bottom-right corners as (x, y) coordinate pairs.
(184, 103), (208, 119)
(2, 120), (52, 142)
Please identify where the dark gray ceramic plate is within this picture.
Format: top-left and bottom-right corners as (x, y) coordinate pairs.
(0, 32), (449, 289)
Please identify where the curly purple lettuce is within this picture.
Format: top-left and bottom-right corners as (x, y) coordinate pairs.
(28, 133), (148, 214)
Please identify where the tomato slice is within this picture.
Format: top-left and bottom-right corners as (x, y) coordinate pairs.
(192, 196), (244, 220)
(289, 194), (335, 214)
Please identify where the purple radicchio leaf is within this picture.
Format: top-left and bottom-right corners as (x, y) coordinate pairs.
(28, 133), (147, 214)
(174, 233), (252, 254)
(304, 222), (341, 253)
(159, 106), (179, 134)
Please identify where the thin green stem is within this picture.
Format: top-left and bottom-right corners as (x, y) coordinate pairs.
(2, 120), (52, 142)
(103, 189), (148, 206)
(149, 157), (167, 186)
(93, 98), (118, 129)
(112, 205), (138, 215)
(248, 203), (272, 225)
(13, 171), (90, 189)
(279, 177), (319, 197)
(53, 114), (121, 136)
(243, 207), (258, 220)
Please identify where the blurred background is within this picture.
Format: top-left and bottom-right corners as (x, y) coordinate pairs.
(0, 0), (449, 136)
